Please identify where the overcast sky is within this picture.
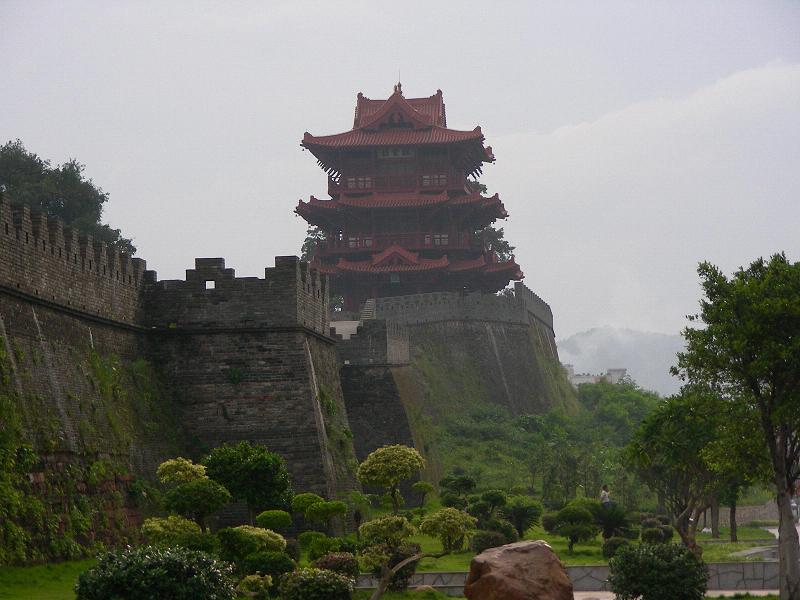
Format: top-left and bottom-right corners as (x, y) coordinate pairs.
(2, 1), (798, 338)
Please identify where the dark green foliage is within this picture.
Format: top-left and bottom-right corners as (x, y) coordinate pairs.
(278, 567), (354, 600)
(620, 526), (640, 540)
(641, 527), (666, 544)
(439, 474), (476, 497)
(440, 492), (467, 510)
(542, 512), (559, 534)
(298, 531), (327, 549)
(602, 536), (632, 559)
(466, 500), (491, 522)
(312, 551), (360, 579)
(305, 500), (347, 529)
(256, 510), (292, 532)
(308, 536), (343, 561)
(204, 442), (292, 515)
(369, 543), (422, 592)
(471, 530), (508, 553)
(216, 527), (285, 566)
(555, 505), (598, 553)
(660, 525), (674, 542)
(284, 538), (300, 561)
(242, 550), (296, 582)
(480, 489), (508, 514)
(74, 545), (236, 600)
(0, 140), (135, 253)
(292, 493), (325, 515)
(594, 503), (630, 539)
(608, 543), (708, 600)
(641, 518), (660, 529)
(163, 478), (231, 531)
(482, 518), (518, 544)
(501, 495), (544, 537)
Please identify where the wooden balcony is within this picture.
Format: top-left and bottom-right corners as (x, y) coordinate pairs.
(314, 231), (478, 255)
(328, 171), (464, 195)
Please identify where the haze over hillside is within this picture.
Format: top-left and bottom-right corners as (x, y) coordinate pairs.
(557, 327), (685, 396)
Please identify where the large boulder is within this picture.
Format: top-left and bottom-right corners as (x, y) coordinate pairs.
(464, 540), (573, 600)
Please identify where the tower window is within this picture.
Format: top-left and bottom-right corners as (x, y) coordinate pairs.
(205, 280), (215, 290)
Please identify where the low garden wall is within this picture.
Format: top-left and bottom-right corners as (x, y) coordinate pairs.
(356, 562), (779, 596)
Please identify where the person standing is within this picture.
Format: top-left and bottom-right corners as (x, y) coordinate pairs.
(600, 484), (611, 507)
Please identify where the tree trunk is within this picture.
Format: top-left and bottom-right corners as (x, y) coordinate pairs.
(711, 495), (720, 539)
(730, 500), (738, 543)
(369, 552), (430, 600)
(776, 488), (800, 600)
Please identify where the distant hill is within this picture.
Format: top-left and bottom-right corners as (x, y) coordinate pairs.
(557, 327), (685, 396)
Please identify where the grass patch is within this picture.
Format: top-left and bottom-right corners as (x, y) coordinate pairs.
(354, 591), (463, 600)
(697, 526), (775, 541)
(0, 559), (94, 600)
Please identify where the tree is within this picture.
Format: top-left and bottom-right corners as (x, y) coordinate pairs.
(163, 478), (232, 532)
(204, 442), (293, 523)
(674, 255), (800, 599)
(0, 139), (135, 253)
(419, 508), (477, 553)
(304, 500), (347, 532)
(357, 445), (425, 514)
(291, 492), (324, 515)
(255, 510), (292, 532)
(501, 495), (544, 538)
(411, 481), (434, 508)
(627, 391), (719, 555)
(555, 505), (598, 553)
(156, 457), (206, 485)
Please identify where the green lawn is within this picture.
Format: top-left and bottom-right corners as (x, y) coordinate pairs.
(697, 527), (775, 541)
(0, 560), (94, 600)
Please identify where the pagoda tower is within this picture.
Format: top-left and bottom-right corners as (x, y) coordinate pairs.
(297, 84), (523, 312)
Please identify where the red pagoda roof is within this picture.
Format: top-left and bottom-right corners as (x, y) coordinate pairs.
(302, 126), (484, 149)
(297, 191), (505, 213)
(354, 87), (446, 128)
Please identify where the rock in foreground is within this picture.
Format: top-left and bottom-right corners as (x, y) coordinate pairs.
(464, 540), (573, 600)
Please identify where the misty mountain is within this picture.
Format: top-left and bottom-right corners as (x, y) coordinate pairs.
(557, 327), (685, 396)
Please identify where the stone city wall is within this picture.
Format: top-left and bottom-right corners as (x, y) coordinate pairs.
(334, 319), (409, 366)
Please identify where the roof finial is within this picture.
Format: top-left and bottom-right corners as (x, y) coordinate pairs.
(394, 69), (402, 95)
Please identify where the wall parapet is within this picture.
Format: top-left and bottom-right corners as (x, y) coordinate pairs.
(0, 194), (152, 325)
(334, 319), (409, 365)
(373, 282), (555, 335)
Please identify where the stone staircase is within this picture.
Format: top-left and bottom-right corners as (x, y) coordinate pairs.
(360, 298), (376, 320)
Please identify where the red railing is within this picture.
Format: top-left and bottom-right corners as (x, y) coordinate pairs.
(315, 231), (476, 255)
(328, 170), (464, 194)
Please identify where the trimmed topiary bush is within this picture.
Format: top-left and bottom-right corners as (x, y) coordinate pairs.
(308, 536), (343, 561)
(471, 530), (508, 553)
(278, 567), (354, 600)
(256, 509), (292, 532)
(312, 551), (360, 578)
(236, 574), (271, 599)
(217, 525), (286, 565)
(541, 512), (559, 534)
(660, 525), (674, 541)
(608, 543), (708, 600)
(555, 505), (598, 553)
(75, 545), (236, 600)
(242, 550), (296, 582)
(291, 493), (325, 515)
(641, 527), (665, 544)
(641, 517), (660, 529)
(602, 536), (631, 559)
(298, 531), (327, 549)
(364, 542), (422, 592)
(483, 518), (518, 544)
(284, 538), (301, 561)
(141, 515), (200, 545)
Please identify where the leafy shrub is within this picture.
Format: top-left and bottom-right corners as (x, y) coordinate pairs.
(278, 567), (354, 600)
(541, 512), (559, 534)
(305, 500), (348, 529)
(641, 517), (660, 529)
(308, 536), (343, 561)
(284, 538), (300, 561)
(178, 532), (218, 554)
(242, 550), (296, 582)
(481, 489), (508, 513)
(236, 574), (271, 599)
(419, 507), (477, 552)
(502, 495), (544, 537)
(291, 492), (325, 515)
(440, 492), (467, 510)
(656, 515), (670, 526)
(466, 500), (491, 522)
(359, 515), (416, 547)
(256, 509), (292, 531)
(364, 543), (421, 591)
(312, 551), (360, 578)
(602, 536), (631, 559)
(298, 530), (327, 549)
(217, 525), (286, 564)
(141, 515), (201, 545)
(471, 530), (508, 553)
(608, 543), (708, 600)
(483, 518), (518, 543)
(75, 545), (236, 600)
(641, 527), (665, 544)
(620, 526), (640, 540)
(594, 503), (630, 539)
(660, 525), (674, 541)
(567, 497), (602, 517)
(555, 505), (598, 553)
(156, 457), (206, 485)
(163, 478), (232, 530)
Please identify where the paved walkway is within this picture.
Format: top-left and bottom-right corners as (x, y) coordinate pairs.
(574, 592), (777, 599)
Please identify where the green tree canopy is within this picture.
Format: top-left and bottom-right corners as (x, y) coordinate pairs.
(674, 254), (800, 596)
(0, 139), (135, 253)
(357, 445), (425, 514)
(204, 442), (293, 521)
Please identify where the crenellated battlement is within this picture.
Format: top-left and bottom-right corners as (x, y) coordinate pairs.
(373, 282), (555, 335)
(144, 255), (329, 335)
(0, 194), (151, 324)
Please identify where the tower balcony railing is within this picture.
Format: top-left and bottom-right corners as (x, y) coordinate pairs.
(316, 231), (476, 255)
(328, 170), (464, 194)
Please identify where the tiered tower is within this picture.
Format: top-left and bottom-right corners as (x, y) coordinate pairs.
(297, 84), (523, 311)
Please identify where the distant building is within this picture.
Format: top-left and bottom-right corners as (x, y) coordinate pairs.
(563, 364), (627, 387)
